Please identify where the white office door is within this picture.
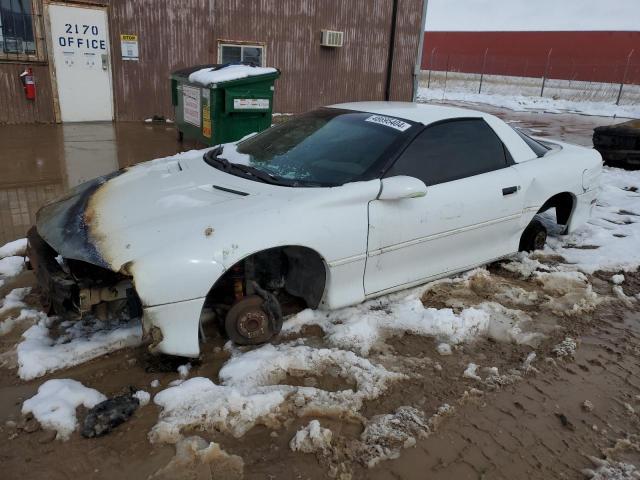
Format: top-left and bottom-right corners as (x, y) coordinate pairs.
(48, 4), (113, 122)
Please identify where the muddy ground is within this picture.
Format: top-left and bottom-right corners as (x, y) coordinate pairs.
(1, 105), (639, 479)
(1, 257), (640, 479)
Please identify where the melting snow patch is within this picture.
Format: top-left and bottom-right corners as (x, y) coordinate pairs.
(289, 420), (333, 453)
(463, 363), (481, 381)
(150, 435), (244, 480)
(283, 289), (491, 355)
(553, 337), (578, 358)
(582, 456), (640, 480)
(21, 379), (106, 440)
(151, 343), (403, 443)
(177, 363), (192, 379)
(17, 316), (142, 380)
(417, 88), (640, 118)
(436, 343), (452, 356)
(0, 238), (27, 258)
(547, 168), (640, 273)
(0, 256), (25, 278)
(134, 390), (151, 407)
(611, 274), (625, 285)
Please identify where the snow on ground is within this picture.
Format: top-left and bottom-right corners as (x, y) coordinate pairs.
(0, 238), (26, 258)
(17, 315), (142, 380)
(290, 420), (333, 453)
(582, 457), (640, 480)
(151, 343), (404, 443)
(282, 264), (595, 355)
(417, 88), (640, 119)
(282, 287), (492, 355)
(547, 168), (640, 273)
(188, 65), (277, 87)
(21, 379), (106, 440)
(0, 255), (25, 279)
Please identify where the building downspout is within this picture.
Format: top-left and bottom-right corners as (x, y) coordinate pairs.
(412, 0), (429, 102)
(384, 0), (399, 101)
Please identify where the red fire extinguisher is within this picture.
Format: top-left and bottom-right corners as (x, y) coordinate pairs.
(20, 67), (36, 100)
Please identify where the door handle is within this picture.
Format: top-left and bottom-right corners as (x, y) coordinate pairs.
(101, 53), (109, 70)
(502, 186), (518, 195)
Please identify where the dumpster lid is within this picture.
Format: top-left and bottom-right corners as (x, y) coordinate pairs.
(184, 64), (279, 87)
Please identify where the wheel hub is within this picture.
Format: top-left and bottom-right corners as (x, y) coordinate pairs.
(236, 309), (268, 339)
(533, 231), (547, 250)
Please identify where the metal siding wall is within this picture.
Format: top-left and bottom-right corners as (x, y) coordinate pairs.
(0, 63), (56, 123)
(1, 0), (423, 123)
(389, 0), (423, 100)
(108, 0), (216, 121)
(215, 0), (400, 113)
(109, 0), (422, 120)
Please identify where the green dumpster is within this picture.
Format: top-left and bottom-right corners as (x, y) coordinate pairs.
(171, 64), (280, 146)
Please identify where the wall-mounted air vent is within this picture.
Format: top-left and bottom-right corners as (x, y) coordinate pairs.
(320, 30), (344, 48)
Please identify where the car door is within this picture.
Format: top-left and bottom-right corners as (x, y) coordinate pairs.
(364, 118), (525, 296)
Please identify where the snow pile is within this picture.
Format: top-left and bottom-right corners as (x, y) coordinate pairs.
(151, 343), (403, 443)
(134, 390), (151, 407)
(0, 287), (30, 315)
(150, 435), (244, 480)
(17, 315), (142, 380)
(21, 379), (106, 440)
(0, 288), (42, 336)
(289, 420), (333, 453)
(284, 265), (582, 354)
(283, 290), (491, 355)
(358, 406), (429, 467)
(0, 255), (25, 279)
(463, 363), (481, 381)
(547, 168), (640, 273)
(151, 377), (286, 442)
(553, 337), (578, 358)
(417, 87), (640, 118)
(188, 65), (277, 86)
(611, 274), (625, 285)
(582, 456), (640, 480)
(0, 238), (27, 258)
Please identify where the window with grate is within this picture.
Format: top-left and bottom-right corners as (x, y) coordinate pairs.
(0, 0), (44, 61)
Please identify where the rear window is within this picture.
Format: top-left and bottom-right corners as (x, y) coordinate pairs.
(514, 128), (551, 157)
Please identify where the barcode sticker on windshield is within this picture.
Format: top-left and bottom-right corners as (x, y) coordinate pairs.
(365, 115), (412, 132)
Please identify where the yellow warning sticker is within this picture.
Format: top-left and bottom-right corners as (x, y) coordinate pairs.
(202, 104), (212, 138)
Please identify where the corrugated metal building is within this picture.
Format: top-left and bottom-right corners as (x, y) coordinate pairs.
(0, 0), (425, 124)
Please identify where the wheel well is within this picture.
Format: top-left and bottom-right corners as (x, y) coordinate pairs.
(203, 246), (327, 316)
(537, 192), (575, 226)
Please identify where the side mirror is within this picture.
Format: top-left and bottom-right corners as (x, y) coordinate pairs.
(378, 176), (427, 200)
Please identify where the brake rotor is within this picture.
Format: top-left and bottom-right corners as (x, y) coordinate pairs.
(225, 295), (275, 345)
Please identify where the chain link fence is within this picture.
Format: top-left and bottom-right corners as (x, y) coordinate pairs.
(419, 49), (640, 107)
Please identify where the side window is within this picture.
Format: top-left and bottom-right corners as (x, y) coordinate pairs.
(386, 119), (509, 186)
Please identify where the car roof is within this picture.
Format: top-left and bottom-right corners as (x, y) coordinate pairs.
(328, 101), (491, 125)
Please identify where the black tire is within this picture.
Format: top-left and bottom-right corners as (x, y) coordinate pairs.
(519, 219), (547, 252)
(224, 295), (277, 345)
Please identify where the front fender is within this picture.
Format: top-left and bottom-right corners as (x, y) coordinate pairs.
(128, 252), (225, 307)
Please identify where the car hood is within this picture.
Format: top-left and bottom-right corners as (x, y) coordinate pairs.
(35, 151), (315, 271)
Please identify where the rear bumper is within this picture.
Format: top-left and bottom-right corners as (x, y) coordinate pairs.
(26, 226), (78, 313)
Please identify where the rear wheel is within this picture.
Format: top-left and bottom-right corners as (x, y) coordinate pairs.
(519, 219), (547, 252)
(224, 295), (281, 345)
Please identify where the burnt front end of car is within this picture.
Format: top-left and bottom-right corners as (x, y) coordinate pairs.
(27, 227), (142, 320)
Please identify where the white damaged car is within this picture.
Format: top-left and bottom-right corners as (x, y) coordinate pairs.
(27, 102), (602, 357)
